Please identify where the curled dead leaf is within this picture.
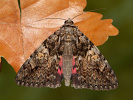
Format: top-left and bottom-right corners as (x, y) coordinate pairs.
(75, 12), (119, 45)
(0, 0), (119, 73)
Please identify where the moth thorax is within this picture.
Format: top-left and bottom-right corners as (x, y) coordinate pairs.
(65, 35), (73, 42)
(64, 33), (74, 42)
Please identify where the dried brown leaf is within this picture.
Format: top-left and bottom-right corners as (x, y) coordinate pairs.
(0, 0), (119, 73)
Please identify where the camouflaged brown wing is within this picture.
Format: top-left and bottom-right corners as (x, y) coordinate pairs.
(71, 30), (118, 90)
(15, 30), (63, 88)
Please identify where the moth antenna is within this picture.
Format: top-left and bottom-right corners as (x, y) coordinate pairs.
(32, 18), (66, 23)
(45, 18), (67, 20)
(71, 12), (85, 20)
(71, 8), (106, 21)
(32, 8), (106, 23)
(88, 8), (106, 12)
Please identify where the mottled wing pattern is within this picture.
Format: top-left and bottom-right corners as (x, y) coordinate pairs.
(15, 30), (63, 88)
(71, 30), (118, 90)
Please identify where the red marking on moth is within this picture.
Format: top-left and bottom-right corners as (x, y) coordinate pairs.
(58, 68), (61, 76)
(61, 67), (63, 74)
(59, 56), (62, 67)
(72, 68), (76, 74)
(72, 56), (76, 74)
(58, 56), (63, 76)
(72, 56), (75, 66)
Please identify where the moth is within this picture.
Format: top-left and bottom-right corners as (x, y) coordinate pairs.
(15, 18), (118, 90)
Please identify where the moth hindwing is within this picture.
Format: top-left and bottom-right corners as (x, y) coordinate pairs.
(16, 18), (118, 90)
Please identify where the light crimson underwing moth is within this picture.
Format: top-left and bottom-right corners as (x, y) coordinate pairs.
(15, 18), (118, 90)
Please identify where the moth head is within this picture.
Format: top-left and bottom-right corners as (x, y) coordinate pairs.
(64, 18), (74, 26)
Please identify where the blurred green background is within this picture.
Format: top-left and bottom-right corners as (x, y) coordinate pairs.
(0, 0), (133, 100)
